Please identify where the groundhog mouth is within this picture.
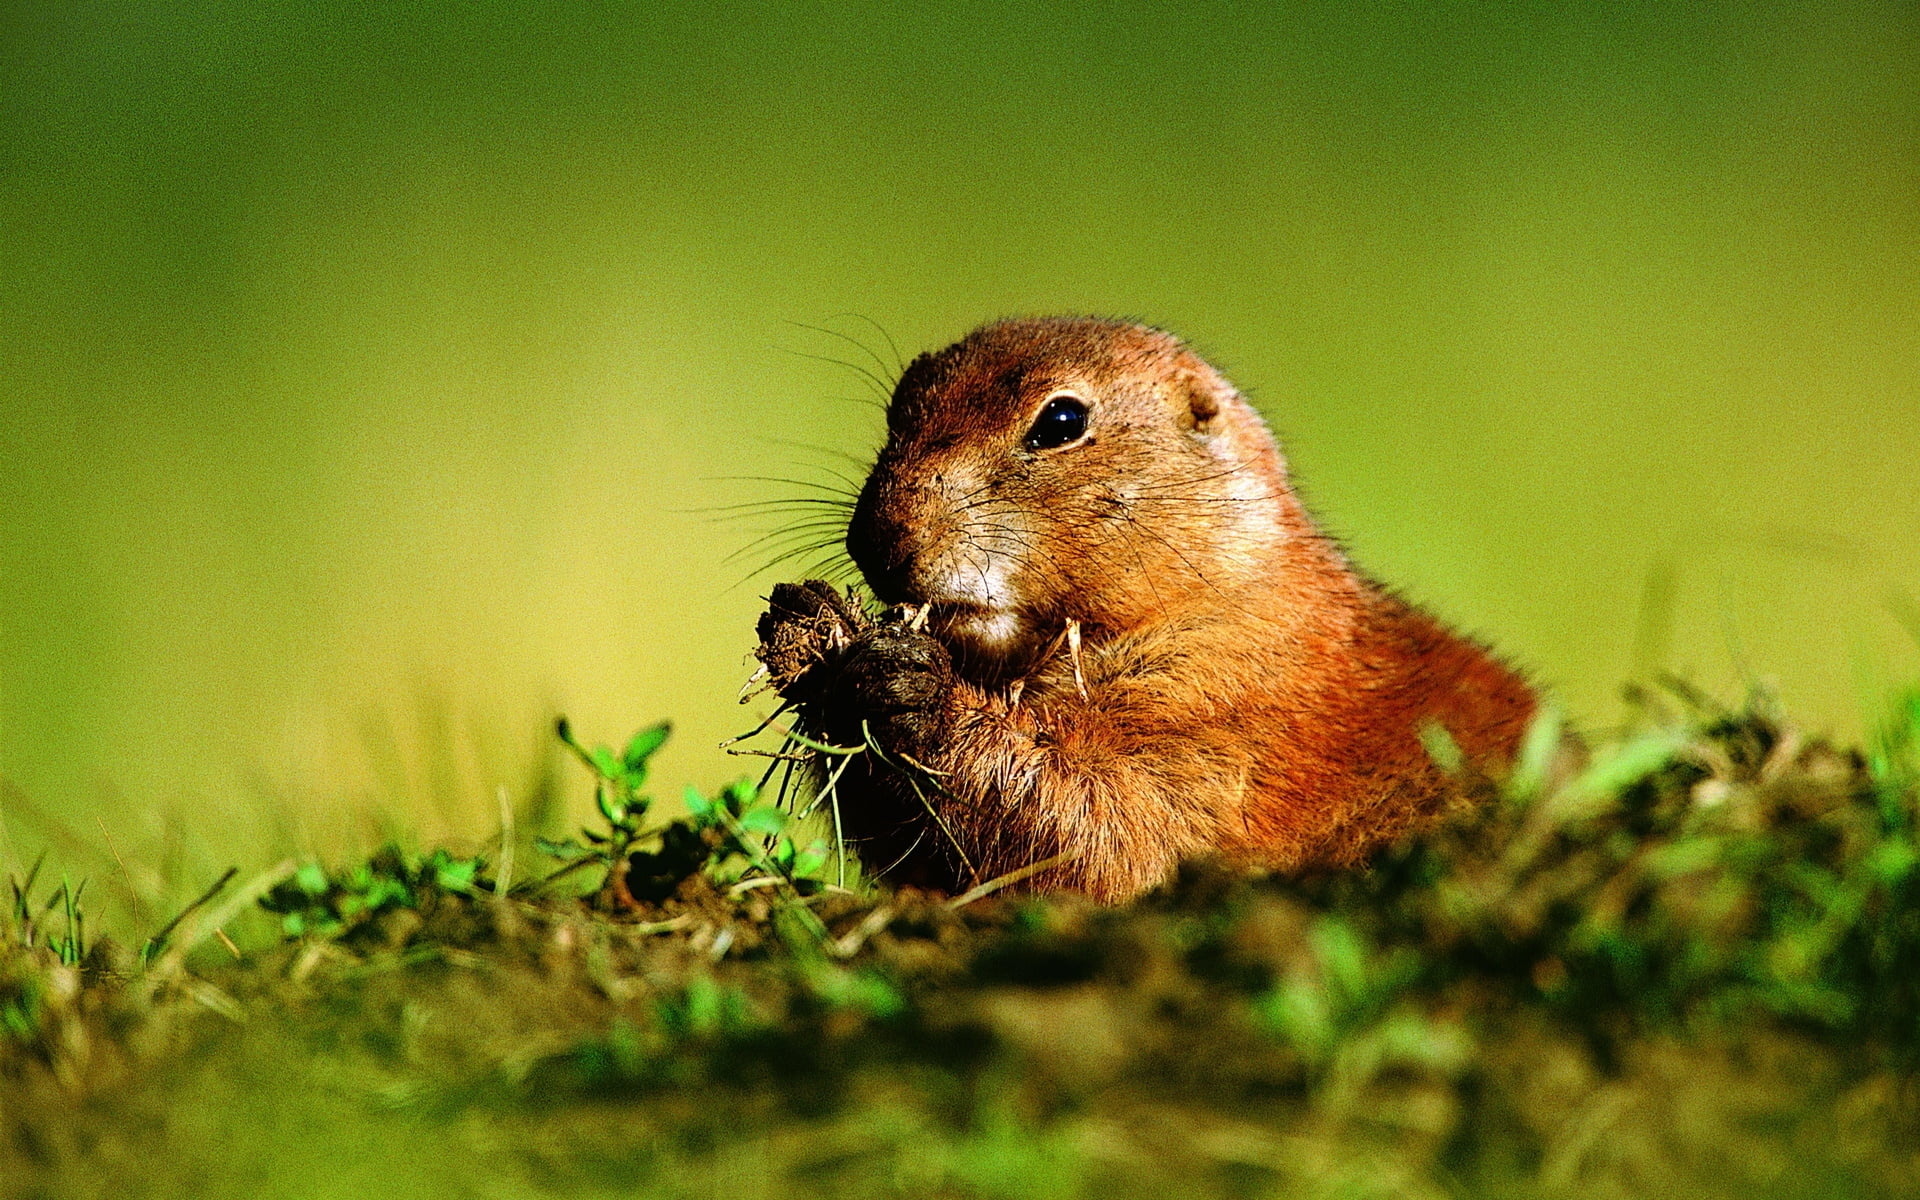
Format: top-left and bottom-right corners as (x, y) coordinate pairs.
(926, 601), (1029, 664)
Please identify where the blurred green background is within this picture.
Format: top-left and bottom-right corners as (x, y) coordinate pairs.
(2, 1), (1916, 874)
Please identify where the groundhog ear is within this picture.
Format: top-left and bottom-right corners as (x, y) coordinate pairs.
(1180, 371), (1225, 433)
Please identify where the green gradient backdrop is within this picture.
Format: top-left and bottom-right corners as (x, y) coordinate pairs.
(3, 2), (1916, 868)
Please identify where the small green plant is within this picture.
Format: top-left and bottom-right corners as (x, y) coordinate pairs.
(1254, 915), (1423, 1063)
(6, 856), (87, 967)
(0, 974), (43, 1046)
(543, 718), (672, 883)
(1869, 684), (1920, 825)
(540, 717), (832, 909)
(1, 857), (95, 1062)
(258, 845), (485, 940)
(551, 978), (767, 1093)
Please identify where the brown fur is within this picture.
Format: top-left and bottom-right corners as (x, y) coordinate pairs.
(758, 317), (1537, 903)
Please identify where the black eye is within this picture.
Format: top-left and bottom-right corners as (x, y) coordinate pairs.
(1024, 394), (1089, 451)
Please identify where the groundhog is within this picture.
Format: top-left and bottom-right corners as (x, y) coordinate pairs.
(754, 317), (1538, 902)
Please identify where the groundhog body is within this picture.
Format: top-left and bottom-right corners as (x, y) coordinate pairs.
(758, 317), (1537, 902)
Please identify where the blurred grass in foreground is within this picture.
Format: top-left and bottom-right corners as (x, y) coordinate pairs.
(4, 679), (1919, 1199)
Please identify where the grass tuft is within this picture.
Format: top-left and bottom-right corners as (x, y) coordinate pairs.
(2, 684), (1919, 1198)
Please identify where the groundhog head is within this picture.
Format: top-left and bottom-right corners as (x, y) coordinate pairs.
(846, 317), (1294, 681)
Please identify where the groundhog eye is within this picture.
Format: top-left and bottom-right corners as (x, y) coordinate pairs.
(1024, 394), (1089, 451)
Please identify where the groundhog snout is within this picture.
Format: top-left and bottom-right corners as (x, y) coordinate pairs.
(849, 468), (1008, 609)
(846, 479), (925, 604)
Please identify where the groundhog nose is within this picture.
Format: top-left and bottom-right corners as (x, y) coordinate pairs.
(846, 488), (919, 604)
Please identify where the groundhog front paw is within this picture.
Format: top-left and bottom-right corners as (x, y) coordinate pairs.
(828, 623), (955, 756)
(754, 580), (873, 703)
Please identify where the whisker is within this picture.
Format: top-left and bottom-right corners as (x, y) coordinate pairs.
(774, 346), (894, 404)
(724, 528), (850, 569)
(708, 474), (861, 499)
(785, 320), (902, 388)
(816, 312), (908, 376)
(728, 533), (855, 563)
(724, 547), (856, 595)
(701, 498), (857, 518)
(736, 532), (848, 568)
(721, 452), (869, 499)
(750, 435), (876, 474)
